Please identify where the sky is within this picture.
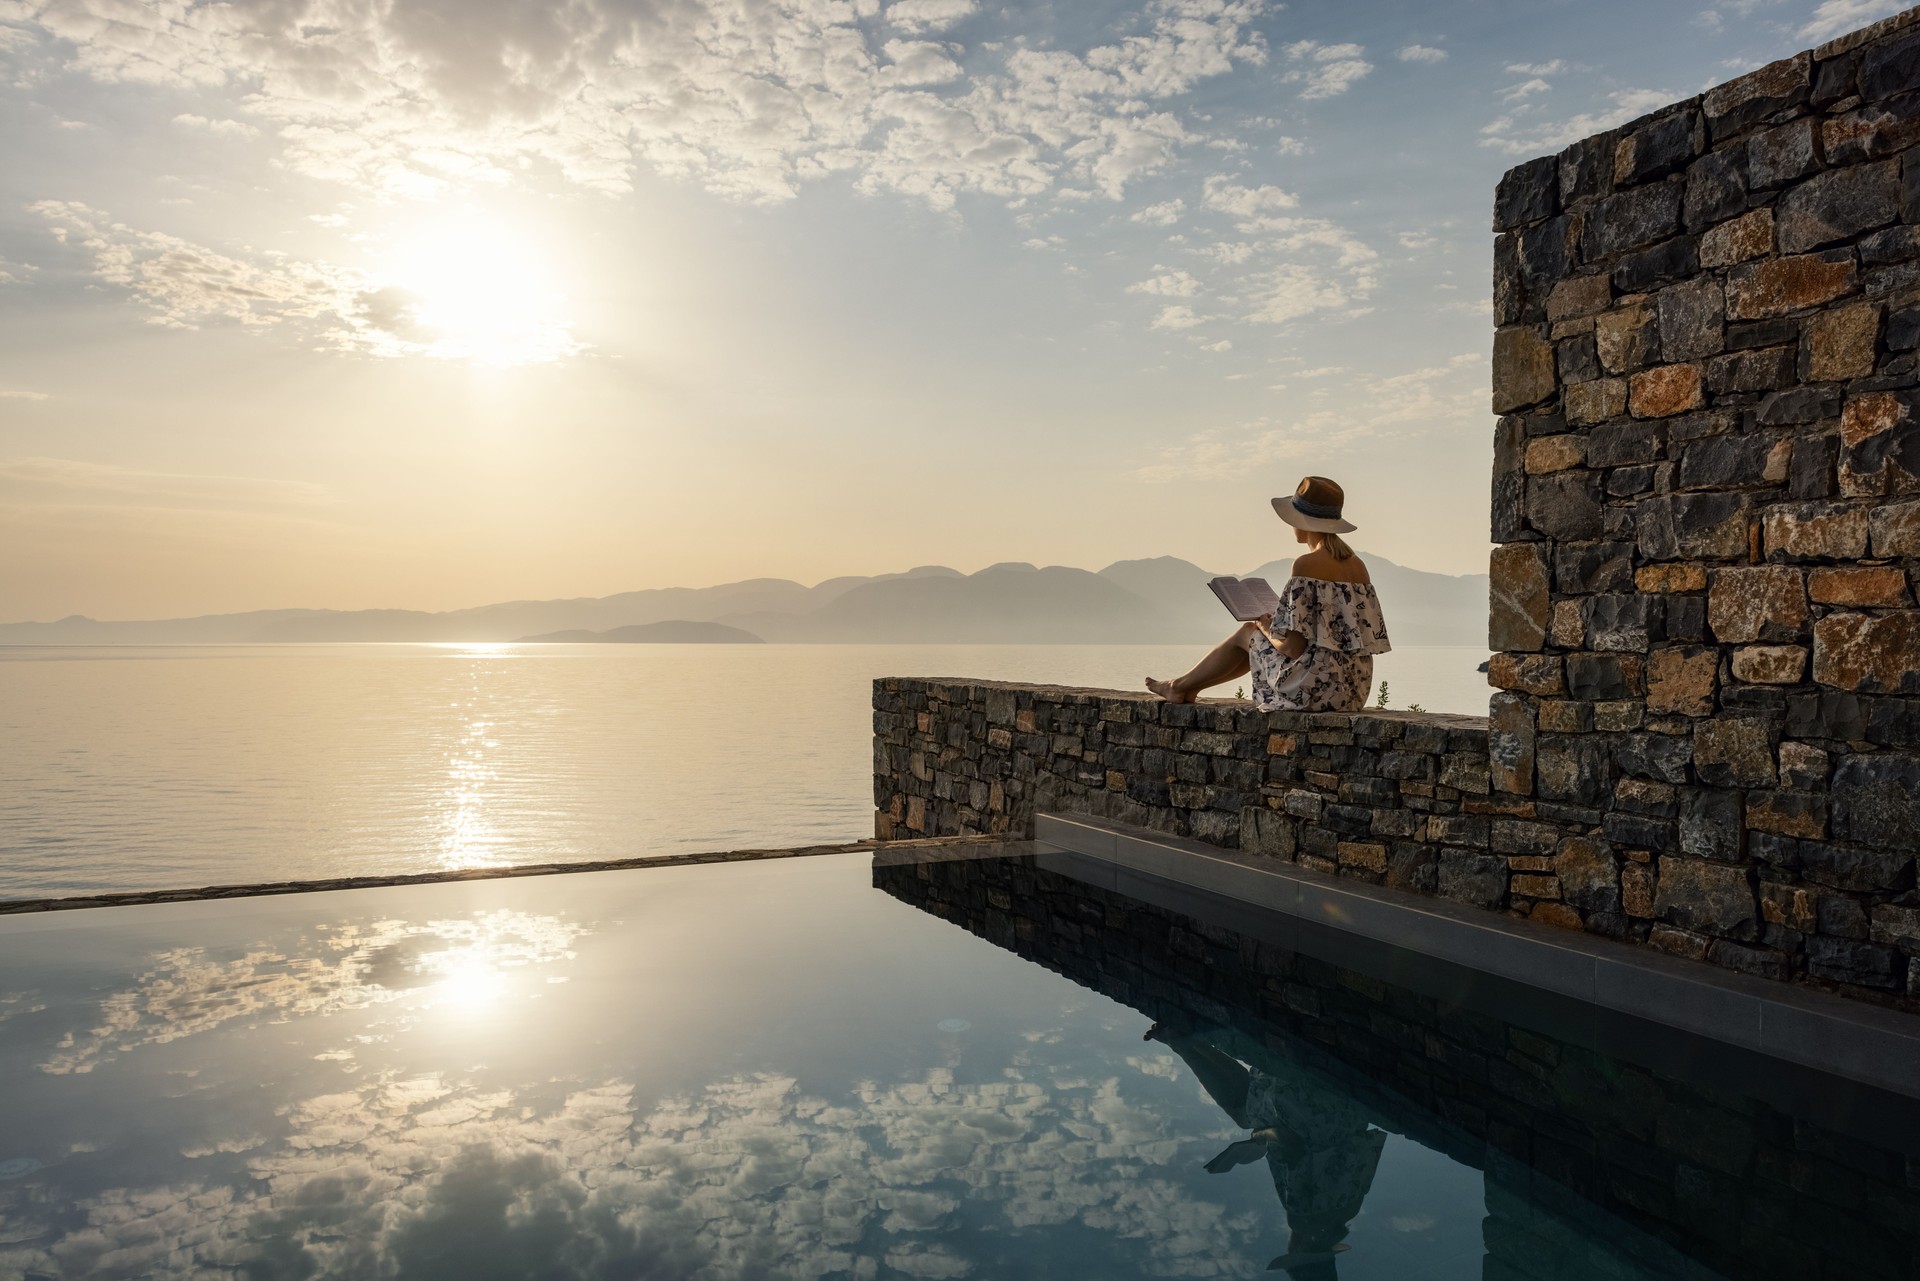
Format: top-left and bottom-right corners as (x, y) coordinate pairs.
(0, 0), (1905, 621)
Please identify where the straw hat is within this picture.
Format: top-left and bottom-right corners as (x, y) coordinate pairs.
(1271, 476), (1357, 534)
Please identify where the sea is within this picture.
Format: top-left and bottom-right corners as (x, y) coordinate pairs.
(0, 643), (1491, 900)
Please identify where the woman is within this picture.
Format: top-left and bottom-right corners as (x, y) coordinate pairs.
(1146, 476), (1390, 712)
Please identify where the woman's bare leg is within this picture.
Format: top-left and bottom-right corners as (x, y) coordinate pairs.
(1147, 624), (1256, 703)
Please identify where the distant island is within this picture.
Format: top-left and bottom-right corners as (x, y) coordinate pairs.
(519, 621), (764, 644)
(0, 555), (1490, 648)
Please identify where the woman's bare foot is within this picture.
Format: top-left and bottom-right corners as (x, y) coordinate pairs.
(1145, 676), (1194, 703)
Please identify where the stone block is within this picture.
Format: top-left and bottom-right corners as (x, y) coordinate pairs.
(1629, 363), (1704, 417)
(1703, 51), (1810, 136)
(1582, 595), (1659, 652)
(1565, 378), (1628, 425)
(1566, 652), (1646, 701)
(1240, 805), (1296, 859)
(1704, 345), (1794, 394)
(1745, 789), (1828, 838)
(1594, 699), (1644, 731)
(1822, 91), (1920, 165)
(1807, 936), (1905, 991)
(1813, 611), (1920, 694)
(1587, 418), (1665, 467)
(1861, 224), (1920, 266)
(1708, 566), (1807, 643)
(1656, 276), (1725, 363)
(1546, 273), (1612, 321)
(1655, 856), (1756, 938)
(1833, 753), (1920, 852)
(1616, 110), (1702, 186)
(1559, 336), (1605, 386)
(1526, 471), (1604, 540)
(1492, 326), (1557, 412)
(1868, 498), (1920, 555)
(1595, 300), (1660, 373)
(1549, 599), (1584, 648)
(1802, 303), (1880, 382)
(1553, 540), (1635, 594)
(1779, 740), (1830, 788)
(1861, 30), (1920, 100)
(1623, 862), (1655, 916)
(1774, 161), (1902, 254)
(1638, 492), (1750, 561)
(1731, 645), (1807, 684)
(1495, 154), (1559, 231)
(1492, 417), (1527, 543)
(1525, 435), (1583, 474)
(1699, 209), (1773, 269)
(1637, 563), (1707, 593)
(1726, 252), (1857, 320)
(1489, 543), (1550, 651)
(1747, 118), (1821, 190)
(1613, 235), (1699, 293)
(1790, 433), (1839, 499)
(1537, 699), (1585, 733)
(1438, 850), (1508, 908)
(1758, 387), (1837, 427)
(1893, 305), (1920, 351)
(1684, 146), (1747, 230)
(1762, 502), (1871, 561)
(1694, 717), (1777, 787)
(1489, 691), (1535, 795)
(1551, 836), (1619, 913)
(1536, 735), (1613, 804)
(1582, 183), (1683, 260)
(1487, 653), (1565, 695)
(1680, 433), (1774, 490)
(1680, 788), (1744, 860)
(1871, 903), (1920, 948)
(1801, 836), (1914, 893)
(1839, 391), (1920, 496)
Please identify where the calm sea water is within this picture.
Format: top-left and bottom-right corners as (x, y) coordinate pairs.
(0, 643), (1491, 899)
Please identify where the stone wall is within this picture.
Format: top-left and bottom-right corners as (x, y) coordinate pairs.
(1488, 10), (1920, 1004)
(875, 854), (1920, 1281)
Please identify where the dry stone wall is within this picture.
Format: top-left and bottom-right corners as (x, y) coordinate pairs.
(1489, 9), (1920, 1005)
(874, 10), (1920, 1015)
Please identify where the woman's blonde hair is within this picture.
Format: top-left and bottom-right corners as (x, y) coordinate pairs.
(1315, 532), (1356, 561)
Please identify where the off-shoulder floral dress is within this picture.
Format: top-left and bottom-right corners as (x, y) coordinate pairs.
(1247, 578), (1391, 713)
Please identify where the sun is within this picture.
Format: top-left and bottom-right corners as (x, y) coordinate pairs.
(369, 210), (581, 368)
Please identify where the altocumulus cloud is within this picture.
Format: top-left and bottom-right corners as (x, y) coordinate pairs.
(32, 202), (582, 365)
(2, 0), (1277, 209)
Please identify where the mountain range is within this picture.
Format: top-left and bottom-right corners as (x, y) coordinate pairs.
(0, 555), (1489, 647)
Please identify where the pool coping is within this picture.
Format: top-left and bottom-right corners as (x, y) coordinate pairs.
(0, 834), (1014, 916)
(1035, 811), (1920, 1100)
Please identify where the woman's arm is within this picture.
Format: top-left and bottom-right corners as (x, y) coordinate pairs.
(1254, 613), (1308, 660)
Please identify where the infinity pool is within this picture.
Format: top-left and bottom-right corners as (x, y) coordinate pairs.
(0, 848), (1912, 1279)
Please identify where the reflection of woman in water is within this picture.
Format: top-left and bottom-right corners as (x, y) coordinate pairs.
(1147, 1023), (1387, 1278)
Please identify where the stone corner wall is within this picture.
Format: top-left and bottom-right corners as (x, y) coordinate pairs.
(1488, 9), (1920, 1005)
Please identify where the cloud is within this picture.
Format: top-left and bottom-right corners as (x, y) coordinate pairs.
(1126, 268), (1201, 297)
(1282, 39), (1372, 100)
(1197, 338), (1231, 351)
(1499, 78), (1552, 102)
(1133, 352), (1486, 481)
(0, 390), (50, 402)
(1504, 59), (1566, 75)
(171, 112), (258, 139)
(5, 0), (1273, 209)
(31, 202), (583, 366)
(0, 457), (336, 516)
(886, 0), (978, 34)
(1801, 0), (1908, 38)
(1200, 176), (1298, 221)
(1396, 229), (1437, 251)
(1130, 199), (1186, 226)
(1396, 45), (1447, 63)
(1479, 87), (1674, 155)
(1150, 304), (1205, 330)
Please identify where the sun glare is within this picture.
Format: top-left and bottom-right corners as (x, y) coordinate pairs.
(371, 212), (580, 368)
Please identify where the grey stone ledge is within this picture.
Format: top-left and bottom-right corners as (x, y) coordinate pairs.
(1035, 810), (1920, 1099)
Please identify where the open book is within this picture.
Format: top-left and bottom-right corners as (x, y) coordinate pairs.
(1207, 576), (1282, 622)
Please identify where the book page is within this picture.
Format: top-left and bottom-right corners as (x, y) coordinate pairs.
(1208, 577), (1282, 621)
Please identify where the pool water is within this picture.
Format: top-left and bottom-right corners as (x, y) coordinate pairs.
(0, 848), (1912, 1279)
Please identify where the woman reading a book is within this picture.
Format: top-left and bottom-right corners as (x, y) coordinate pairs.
(1146, 477), (1390, 712)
